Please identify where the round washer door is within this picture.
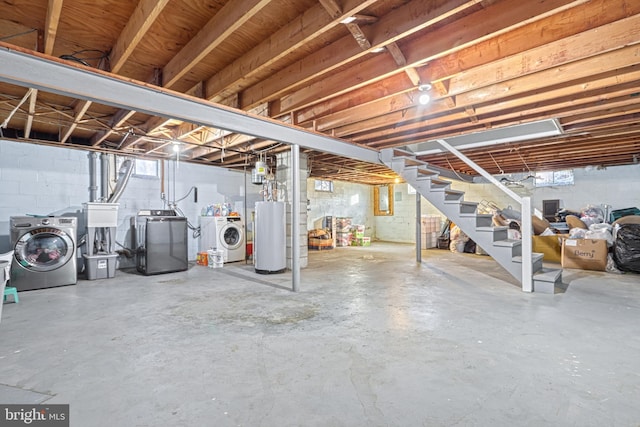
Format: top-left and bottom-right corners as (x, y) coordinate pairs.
(14, 227), (75, 272)
(219, 223), (243, 250)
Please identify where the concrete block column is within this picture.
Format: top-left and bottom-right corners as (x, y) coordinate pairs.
(276, 151), (309, 269)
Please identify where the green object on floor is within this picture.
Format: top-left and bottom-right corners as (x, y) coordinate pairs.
(3, 286), (18, 303)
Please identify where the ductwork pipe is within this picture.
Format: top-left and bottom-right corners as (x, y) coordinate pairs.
(88, 152), (98, 202)
(107, 159), (134, 203)
(100, 153), (109, 201)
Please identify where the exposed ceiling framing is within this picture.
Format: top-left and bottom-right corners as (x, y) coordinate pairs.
(0, 0), (638, 185)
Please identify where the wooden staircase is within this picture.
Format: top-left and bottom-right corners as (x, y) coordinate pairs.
(381, 148), (562, 293)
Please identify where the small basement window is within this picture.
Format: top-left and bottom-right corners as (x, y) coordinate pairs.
(535, 169), (574, 187)
(132, 159), (158, 178)
(314, 179), (333, 192)
(118, 157), (158, 178)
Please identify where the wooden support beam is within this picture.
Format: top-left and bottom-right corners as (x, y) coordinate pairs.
(318, 0), (342, 19)
(345, 23), (372, 50)
(244, 0), (481, 110)
(272, 0), (574, 115)
(109, 0), (169, 74)
(465, 106), (478, 123)
(85, 1), (167, 146)
(386, 42), (421, 86)
(448, 12), (640, 98)
(162, 0), (270, 89)
(331, 29), (640, 142)
(297, 0), (632, 137)
(24, 88), (37, 139)
(90, 109), (137, 146)
(44, 0), (63, 55)
(59, 100), (91, 144)
(206, 0), (377, 102)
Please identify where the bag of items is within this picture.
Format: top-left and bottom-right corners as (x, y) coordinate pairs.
(580, 204), (605, 227)
(449, 225), (469, 253)
(612, 224), (640, 273)
(585, 223), (614, 247)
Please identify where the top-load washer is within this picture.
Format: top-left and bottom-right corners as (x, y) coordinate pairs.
(199, 216), (245, 263)
(10, 216), (78, 291)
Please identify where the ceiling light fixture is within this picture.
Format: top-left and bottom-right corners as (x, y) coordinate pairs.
(340, 16), (357, 24)
(417, 83), (432, 105)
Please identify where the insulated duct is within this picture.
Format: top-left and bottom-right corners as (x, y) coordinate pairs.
(107, 159), (134, 203)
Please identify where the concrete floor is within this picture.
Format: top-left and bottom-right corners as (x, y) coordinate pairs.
(1, 242), (639, 427)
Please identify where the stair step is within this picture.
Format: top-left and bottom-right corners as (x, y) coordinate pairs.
(444, 189), (465, 201)
(533, 268), (563, 294)
(403, 165), (439, 177)
(416, 176), (450, 189)
(444, 200), (477, 214)
(476, 226), (508, 232)
(397, 157), (428, 167)
(534, 268), (562, 283)
(380, 148), (415, 164)
(390, 148), (415, 158)
(493, 239), (522, 248)
(513, 253), (544, 263)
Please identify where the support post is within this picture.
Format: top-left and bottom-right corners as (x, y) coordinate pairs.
(521, 197), (533, 292)
(416, 190), (422, 263)
(435, 139), (535, 292)
(291, 144), (300, 292)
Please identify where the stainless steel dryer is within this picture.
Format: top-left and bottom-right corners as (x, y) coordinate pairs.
(10, 216), (78, 291)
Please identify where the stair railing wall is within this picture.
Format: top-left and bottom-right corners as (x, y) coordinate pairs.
(435, 139), (533, 292)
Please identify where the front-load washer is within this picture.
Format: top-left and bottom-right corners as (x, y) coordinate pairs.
(199, 216), (245, 262)
(10, 216), (78, 291)
(219, 217), (245, 262)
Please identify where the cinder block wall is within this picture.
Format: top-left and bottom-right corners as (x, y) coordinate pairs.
(0, 140), (260, 266)
(382, 164), (640, 244)
(306, 179), (374, 237)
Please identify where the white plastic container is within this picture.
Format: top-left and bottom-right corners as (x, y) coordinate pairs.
(207, 249), (224, 268)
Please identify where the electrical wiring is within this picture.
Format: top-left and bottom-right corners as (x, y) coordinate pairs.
(172, 205), (200, 237)
(59, 49), (109, 68)
(173, 186), (197, 203)
(0, 28), (38, 41)
(445, 156), (467, 181)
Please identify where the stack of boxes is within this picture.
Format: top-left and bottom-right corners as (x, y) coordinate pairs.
(335, 217), (352, 247)
(351, 225), (371, 246)
(421, 215), (440, 249)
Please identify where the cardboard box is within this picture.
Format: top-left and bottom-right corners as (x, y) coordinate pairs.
(353, 237), (371, 246)
(561, 238), (608, 271)
(196, 251), (208, 266)
(532, 234), (567, 263)
(421, 232), (438, 249)
(421, 215), (440, 233)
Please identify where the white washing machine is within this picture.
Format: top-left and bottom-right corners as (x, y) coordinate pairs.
(10, 216), (78, 291)
(199, 216), (245, 263)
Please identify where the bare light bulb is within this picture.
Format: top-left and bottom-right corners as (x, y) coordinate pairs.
(172, 143), (180, 153)
(419, 93), (431, 105)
